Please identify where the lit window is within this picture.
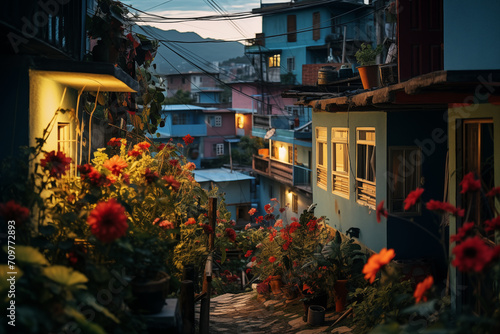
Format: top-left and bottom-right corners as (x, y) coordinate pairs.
(332, 128), (349, 198)
(316, 127), (327, 190)
(356, 128), (376, 208)
(388, 147), (422, 214)
(292, 193), (298, 213)
(269, 54), (280, 68)
(58, 122), (77, 177)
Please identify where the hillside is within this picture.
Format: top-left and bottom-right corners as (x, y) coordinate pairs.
(135, 25), (246, 74)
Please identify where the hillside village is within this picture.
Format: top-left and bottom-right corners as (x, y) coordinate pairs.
(1, 0), (500, 333)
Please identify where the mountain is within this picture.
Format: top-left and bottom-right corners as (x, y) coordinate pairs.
(135, 25), (245, 75)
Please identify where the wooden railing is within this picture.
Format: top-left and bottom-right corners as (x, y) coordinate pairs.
(270, 160), (293, 185)
(253, 155), (270, 175)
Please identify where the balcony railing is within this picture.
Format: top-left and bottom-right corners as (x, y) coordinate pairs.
(171, 124), (207, 137)
(253, 155), (311, 191)
(253, 114), (311, 130)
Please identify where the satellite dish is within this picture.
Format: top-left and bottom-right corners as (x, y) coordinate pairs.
(264, 128), (276, 140)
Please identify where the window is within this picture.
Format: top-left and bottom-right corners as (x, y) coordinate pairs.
(172, 113), (189, 125)
(182, 78), (186, 84)
(313, 12), (321, 41)
(356, 128), (376, 207)
(287, 15), (297, 42)
(58, 122), (77, 177)
(331, 14), (341, 35)
(269, 54), (280, 68)
(287, 57), (295, 72)
(215, 143), (224, 156)
(209, 115), (222, 127)
(388, 147), (422, 214)
(332, 128), (349, 198)
(316, 127), (327, 190)
(292, 193), (298, 213)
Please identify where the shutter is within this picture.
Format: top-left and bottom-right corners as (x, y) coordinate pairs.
(287, 15), (297, 42)
(313, 12), (320, 41)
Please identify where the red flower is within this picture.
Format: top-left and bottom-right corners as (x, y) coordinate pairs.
(255, 215), (264, 224)
(269, 256), (276, 263)
(157, 143), (166, 151)
(169, 159), (179, 166)
(450, 222), (475, 243)
(279, 207), (286, 213)
(183, 134), (194, 145)
(362, 248), (395, 284)
(162, 175), (180, 191)
(289, 222), (301, 234)
(459, 172), (481, 194)
(426, 200), (464, 217)
(486, 186), (500, 198)
(452, 236), (494, 272)
(264, 204), (274, 214)
(159, 220), (175, 229)
(136, 141), (151, 151)
(244, 250), (253, 258)
(484, 216), (500, 233)
(202, 224), (213, 234)
(225, 228), (237, 242)
(128, 149), (141, 157)
(40, 151), (72, 178)
(251, 256), (257, 262)
(269, 229), (277, 242)
(144, 168), (159, 184)
(107, 138), (123, 147)
(103, 155), (127, 176)
(185, 218), (196, 225)
(414, 275), (434, 303)
(376, 201), (388, 223)
(0, 201), (30, 225)
(87, 199), (128, 243)
(306, 219), (318, 231)
(282, 240), (292, 250)
(404, 188), (424, 211)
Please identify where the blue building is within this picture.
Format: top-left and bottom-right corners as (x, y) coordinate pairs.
(246, 0), (375, 85)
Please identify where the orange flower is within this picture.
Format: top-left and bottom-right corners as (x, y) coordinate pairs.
(362, 248), (395, 283)
(414, 275), (434, 303)
(87, 199), (128, 243)
(185, 218), (196, 225)
(269, 256), (276, 263)
(103, 155), (127, 176)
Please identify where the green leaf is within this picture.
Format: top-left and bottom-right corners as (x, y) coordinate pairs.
(220, 248), (226, 264)
(3, 245), (49, 266)
(43, 265), (88, 287)
(0, 265), (23, 292)
(83, 295), (120, 323)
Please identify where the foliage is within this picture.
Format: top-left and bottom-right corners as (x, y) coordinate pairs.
(349, 278), (413, 332)
(163, 90), (195, 105)
(232, 136), (264, 166)
(355, 43), (383, 66)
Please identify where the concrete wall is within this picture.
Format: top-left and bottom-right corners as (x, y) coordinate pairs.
(444, 0), (500, 70)
(312, 111), (387, 252)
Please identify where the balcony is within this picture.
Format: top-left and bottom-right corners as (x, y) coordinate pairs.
(253, 114), (310, 130)
(252, 155), (312, 192)
(171, 124), (207, 137)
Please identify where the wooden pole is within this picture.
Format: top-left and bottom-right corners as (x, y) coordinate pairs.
(180, 280), (195, 334)
(200, 197), (217, 334)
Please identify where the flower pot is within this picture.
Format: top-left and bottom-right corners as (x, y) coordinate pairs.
(281, 283), (299, 300)
(357, 65), (380, 90)
(307, 305), (325, 326)
(302, 292), (328, 322)
(334, 279), (348, 312)
(256, 282), (270, 299)
(130, 271), (170, 314)
(269, 275), (283, 295)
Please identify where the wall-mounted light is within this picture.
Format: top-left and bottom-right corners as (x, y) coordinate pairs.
(279, 145), (286, 161)
(237, 115), (244, 129)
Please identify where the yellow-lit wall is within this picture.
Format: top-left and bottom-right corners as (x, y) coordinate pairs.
(29, 70), (77, 155)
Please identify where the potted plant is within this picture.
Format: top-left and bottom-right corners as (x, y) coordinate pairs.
(355, 43), (383, 89)
(321, 230), (368, 311)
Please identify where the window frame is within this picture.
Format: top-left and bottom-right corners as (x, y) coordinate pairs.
(215, 143), (224, 156)
(287, 57), (295, 72)
(355, 127), (376, 208)
(269, 54), (281, 68)
(387, 146), (422, 215)
(331, 128), (349, 199)
(58, 122), (77, 177)
(316, 127), (328, 190)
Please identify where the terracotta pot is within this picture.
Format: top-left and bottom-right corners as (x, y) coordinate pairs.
(269, 275), (283, 295)
(130, 271), (170, 314)
(334, 279), (348, 312)
(357, 65), (380, 90)
(281, 283), (299, 300)
(302, 292), (328, 322)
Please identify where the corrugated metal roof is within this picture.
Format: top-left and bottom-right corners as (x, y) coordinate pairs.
(194, 168), (254, 183)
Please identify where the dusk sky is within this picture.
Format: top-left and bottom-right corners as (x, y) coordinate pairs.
(121, 0), (290, 41)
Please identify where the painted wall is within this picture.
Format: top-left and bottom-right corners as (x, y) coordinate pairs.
(206, 113), (235, 136)
(312, 111), (387, 252)
(1, 56), (31, 159)
(386, 109), (448, 280)
(444, 0), (500, 70)
(231, 83), (258, 111)
(199, 179), (253, 220)
(29, 70), (78, 162)
(203, 137), (226, 158)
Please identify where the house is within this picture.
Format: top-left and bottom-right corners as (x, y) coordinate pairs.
(0, 0), (139, 171)
(284, 0), (500, 309)
(194, 168), (256, 226)
(163, 72), (226, 108)
(245, 0), (375, 85)
(149, 104), (239, 168)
